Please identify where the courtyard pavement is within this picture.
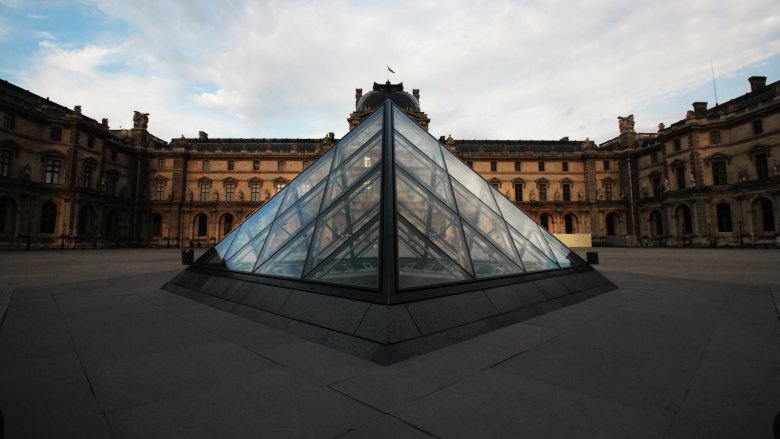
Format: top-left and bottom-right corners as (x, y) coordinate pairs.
(0, 247), (779, 438)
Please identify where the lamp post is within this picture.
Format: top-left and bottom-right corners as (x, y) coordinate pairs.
(60, 221), (66, 249)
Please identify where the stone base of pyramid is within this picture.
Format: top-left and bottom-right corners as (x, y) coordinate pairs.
(163, 265), (616, 365)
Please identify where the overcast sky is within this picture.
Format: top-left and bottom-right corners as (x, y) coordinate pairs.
(1, 0), (779, 144)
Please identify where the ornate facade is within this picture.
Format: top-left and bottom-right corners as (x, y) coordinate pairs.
(0, 76), (777, 249)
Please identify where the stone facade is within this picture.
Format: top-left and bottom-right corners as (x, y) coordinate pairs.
(0, 76), (777, 249)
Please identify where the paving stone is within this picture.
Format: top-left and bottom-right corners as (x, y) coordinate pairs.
(395, 368), (672, 439)
(338, 415), (435, 439)
(494, 338), (697, 415)
(688, 353), (780, 406)
(260, 339), (378, 385)
(471, 322), (563, 352)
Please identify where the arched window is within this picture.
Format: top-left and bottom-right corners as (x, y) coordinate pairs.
(77, 205), (96, 236)
(564, 213), (576, 234)
(40, 202), (57, 233)
(540, 213), (552, 231)
(758, 198), (775, 232)
(606, 213), (618, 235)
(195, 213), (208, 236)
(649, 210), (663, 237)
(105, 211), (119, 238)
(716, 203), (732, 232)
(221, 213), (234, 237)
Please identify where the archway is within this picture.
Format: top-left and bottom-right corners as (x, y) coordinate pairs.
(104, 210), (119, 240)
(540, 213), (553, 231)
(220, 213), (234, 238)
(674, 204), (693, 235)
(0, 196), (18, 239)
(77, 205), (96, 237)
(649, 210), (664, 238)
(150, 213), (163, 237)
(194, 213), (208, 238)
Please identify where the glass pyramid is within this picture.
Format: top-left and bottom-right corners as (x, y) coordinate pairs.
(196, 100), (585, 300)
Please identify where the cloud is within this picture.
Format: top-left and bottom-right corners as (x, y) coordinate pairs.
(12, 0), (780, 143)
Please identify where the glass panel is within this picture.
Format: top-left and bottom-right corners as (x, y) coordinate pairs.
(539, 226), (585, 268)
(394, 133), (454, 206)
(397, 219), (472, 289)
(225, 226), (271, 272)
(255, 223), (314, 278)
(508, 225), (558, 272)
(324, 134), (382, 206)
(396, 169), (472, 275)
(392, 107), (444, 167)
(223, 187), (287, 261)
(279, 148), (334, 214)
(306, 170), (381, 274)
(256, 181), (325, 267)
(333, 107), (384, 168)
(442, 145), (500, 214)
(451, 179), (518, 263)
(462, 223), (523, 278)
(306, 218), (380, 288)
(493, 189), (552, 259)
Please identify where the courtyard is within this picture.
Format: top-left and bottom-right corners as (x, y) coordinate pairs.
(1, 247), (779, 438)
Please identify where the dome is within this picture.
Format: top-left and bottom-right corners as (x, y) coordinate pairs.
(357, 81), (420, 112)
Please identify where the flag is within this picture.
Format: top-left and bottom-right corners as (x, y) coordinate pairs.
(387, 66), (395, 74)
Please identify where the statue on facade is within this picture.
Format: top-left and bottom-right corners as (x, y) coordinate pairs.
(264, 189), (271, 200)
(554, 190), (560, 201)
(529, 189), (535, 201)
(688, 170), (696, 186)
(133, 111), (149, 129)
(618, 115), (635, 134)
(664, 177), (671, 191)
(578, 191), (584, 201)
(658, 122), (665, 131)
(738, 167), (747, 182)
(772, 160), (779, 177)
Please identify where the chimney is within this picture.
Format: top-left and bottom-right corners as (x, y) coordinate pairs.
(198, 131), (208, 140)
(692, 102), (707, 116)
(748, 76), (766, 92)
(412, 89), (420, 101)
(101, 118), (109, 128)
(355, 88), (362, 107)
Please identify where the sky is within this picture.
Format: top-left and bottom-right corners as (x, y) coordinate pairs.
(1, 0), (779, 144)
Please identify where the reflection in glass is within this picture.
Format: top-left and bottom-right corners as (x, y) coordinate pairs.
(442, 146), (500, 214)
(279, 148), (333, 214)
(256, 181), (325, 267)
(256, 223), (315, 278)
(462, 223), (523, 278)
(493, 190), (553, 259)
(306, 218), (380, 288)
(306, 170), (381, 274)
(324, 134), (382, 206)
(397, 219), (471, 289)
(392, 107), (444, 167)
(223, 187), (287, 261)
(394, 133), (454, 206)
(396, 169), (472, 275)
(507, 225), (558, 272)
(225, 226), (271, 272)
(333, 107), (384, 169)
(539, 226), (584, 268)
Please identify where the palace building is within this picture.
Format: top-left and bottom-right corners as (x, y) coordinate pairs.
(0, 77), (778, 249)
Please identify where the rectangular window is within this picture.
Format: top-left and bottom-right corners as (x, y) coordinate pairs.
(651, 152), (658, 164)
(202, 160), (209, 171)
(755, 153), (769, 179)
(277, 161), (285, 172)
(157, 159), (165, 169)
(604, 182), (613, 200)
(154, 181), (165, 200)
(674, 138), (682, 151)
(712, 161), (727, 185)
(45, 159), (61, 184)
(603, 160), (611, 171)
(226, 183), (235, 201)
(0, 150), (10, 177)
(106, 175), (117, 196)
(753, 119), (763, 135)
(251, 182), (260, 201)
(539, 183), (547, 202)
(489, 181), (499, 190)
(87, 136), (94, 149)
(675, 165), (685, 189)
(228, 160), (235, 171)
(490, 161), (497, 172)
(562, 162), (569, 172)
(514, 161), (521, 172)
(710, 131), (721, 145)
(82, 165), (92, 188)
(253, 160), (260, 171)
(40, 203), (57, 233)
(49, 127), (62, 141)
(364, 156), (372, 168)
(303, 161), (310, 170)
(275, 181), (286, 193)
(111, 150), (117, 161)
(651, 176), (662, 197)
(716, 203), (732, 232)
(514, 183), (523, 202)
(3, 113), (15, 130)
(538, 162), (545, 172)
(200, 183), (209, 201)
(562, 183), (571, 201)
